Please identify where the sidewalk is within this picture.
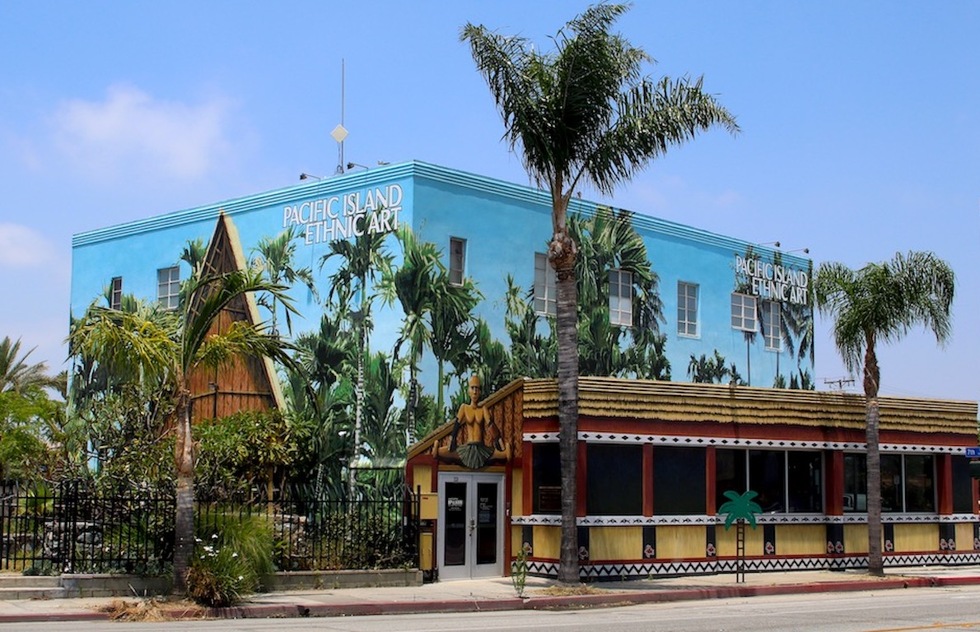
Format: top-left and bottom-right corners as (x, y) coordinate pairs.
(3, 566), (980, 623)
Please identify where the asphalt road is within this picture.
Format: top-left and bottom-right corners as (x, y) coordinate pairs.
(7, 585), (980, 631)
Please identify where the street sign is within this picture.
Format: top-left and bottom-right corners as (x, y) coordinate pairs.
(964, 447), (980, 458)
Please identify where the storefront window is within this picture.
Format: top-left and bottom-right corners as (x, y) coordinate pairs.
(716, 449), (822, 514)
(844, 453), (935, 513)
(904, 455), (935, 512)
(787, 451), (823, 512)
(952, 457), (974, 514)
(532, 443), (561, 514)
(749, 450), (785, 512)
(654, 447), (706, 515)
(587, 444), (642, 515)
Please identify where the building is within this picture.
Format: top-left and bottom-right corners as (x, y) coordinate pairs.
(70, 160), (977, 580)
(71, 160), (815, 404)
(407, 377), (978, 580)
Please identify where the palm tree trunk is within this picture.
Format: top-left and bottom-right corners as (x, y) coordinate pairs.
(864, 340), (884, 576)
(349, 318), (366, 500)
(865, 396), (883, 575)
(553, 228), (579, 585)
(173, 391), (195, 593)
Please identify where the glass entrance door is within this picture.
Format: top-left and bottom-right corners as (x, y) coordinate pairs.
(437, 472), (504, 580)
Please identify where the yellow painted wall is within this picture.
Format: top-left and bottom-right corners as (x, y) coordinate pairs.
(653, 526), (707, 559)
(894, 524), (936, 552)
(776, 525), (827, 555)
(413, 465), (432, 493)
(590, 527), (642, 561)
(716, 524), (764, 557)
(955, 523), (974, 550)
(511, 469), (523, 516)
(844, 525), (869, 553)
(533, 525), (561, 559)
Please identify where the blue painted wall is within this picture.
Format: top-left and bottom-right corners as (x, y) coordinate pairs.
(71, 160), (813, 395)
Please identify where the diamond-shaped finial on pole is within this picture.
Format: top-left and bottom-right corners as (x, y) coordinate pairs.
(331, 124), (349, 143)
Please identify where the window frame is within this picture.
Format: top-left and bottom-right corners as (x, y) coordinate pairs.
(449, 237), (466, 286)
(157, 266), (181, 311)
(533, 252), (557, 317)
(110, 277), (123, 311)
(731, 292), (757, 332)
(608, 268), (633, 328)
(762, 300), (781, 350)
(677, 281), (699, 338)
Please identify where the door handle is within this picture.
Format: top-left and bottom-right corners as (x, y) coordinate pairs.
(468, 518), (475, 535)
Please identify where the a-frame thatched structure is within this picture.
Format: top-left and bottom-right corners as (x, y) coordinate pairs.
(186, 212), (285, 423)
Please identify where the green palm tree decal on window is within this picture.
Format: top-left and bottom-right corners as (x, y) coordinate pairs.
(718, 490), (763, 530)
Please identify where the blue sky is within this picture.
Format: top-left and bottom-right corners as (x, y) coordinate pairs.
(1, 1), (977, 402)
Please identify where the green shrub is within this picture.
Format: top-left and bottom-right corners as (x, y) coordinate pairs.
(186, 514), (274, 607)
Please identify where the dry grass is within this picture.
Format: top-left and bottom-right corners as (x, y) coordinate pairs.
(96, 598), (207, 621)
(536, 583), (603, 597)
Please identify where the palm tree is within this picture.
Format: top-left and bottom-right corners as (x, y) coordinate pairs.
(252, 226), (318, 335)
(814, 251), (954, 576)
(463, 4), (738, 583)
(0, 337), (60, 394)
(68, 268), (298, 591)
(322, 229), (392, 498)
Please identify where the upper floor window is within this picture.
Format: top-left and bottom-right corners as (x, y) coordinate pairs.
(110, 277), (123, 311)
(763, 300), (781, 350)
(609, 269), (632, 327)
(677, 281), (699, 337)
(157, 266), (180, 310)
(731, 292), (757, 332)
(449, 237), (466, 286)
(533, 252), (556, 316)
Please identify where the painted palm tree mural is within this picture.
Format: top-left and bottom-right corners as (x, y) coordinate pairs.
(718, 490), (763, 584)
(251, 226), (318, 335)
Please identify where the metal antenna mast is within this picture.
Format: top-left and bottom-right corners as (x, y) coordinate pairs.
(331, 59), (349, 175)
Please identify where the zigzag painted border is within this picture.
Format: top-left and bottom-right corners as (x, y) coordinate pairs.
(525, 431), (967, 455)
(513, 514), (980, 526)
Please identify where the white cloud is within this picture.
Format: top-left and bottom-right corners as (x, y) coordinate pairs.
(0, 223), (54, 267)
(51, 85), (233, 180)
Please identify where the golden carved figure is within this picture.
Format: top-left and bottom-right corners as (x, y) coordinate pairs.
(432, 374), (510, 468)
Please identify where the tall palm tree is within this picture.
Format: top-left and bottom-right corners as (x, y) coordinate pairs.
(814, 251), (954, 576)
(252, 226), (318, 335)
(322, 229), (392, 498)
(68, 268), (298, 591)
(463, 4), (737, 582)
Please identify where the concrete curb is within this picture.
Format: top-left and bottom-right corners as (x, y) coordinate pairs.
(4, 575), (980, 623)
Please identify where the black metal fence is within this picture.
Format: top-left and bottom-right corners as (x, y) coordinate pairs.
(0, 481), (173, 575)
(0, 482), (419, 575)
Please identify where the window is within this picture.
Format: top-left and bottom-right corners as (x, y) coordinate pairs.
(952, 457), (974, 514)
(715, 449), (823, 514)
(449, 237), (466, 285)
(731, 292), (757, 332)
(587, 444), (643, 515)
(654, 447), (706, 515)
(532, 443), (561, 514)
(110, 277), (123, 311)
(157, 266), (180, 310)
(609, 269), (633, 327)
(677, 282), (699, 337)
(762, 300), (781, 350)
(533, 253), (556, 316)
(843, 453), (935, 513)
